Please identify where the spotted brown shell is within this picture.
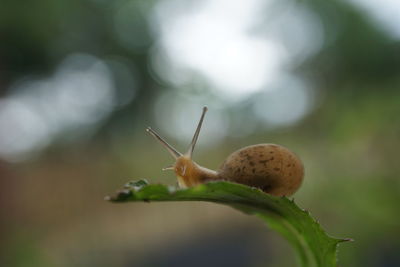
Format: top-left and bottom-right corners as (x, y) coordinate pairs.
(217, 144), (304, 196)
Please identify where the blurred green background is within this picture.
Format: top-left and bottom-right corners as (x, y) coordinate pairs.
(1, 0), (399, 266)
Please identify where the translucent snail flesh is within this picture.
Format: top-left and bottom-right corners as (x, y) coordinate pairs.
(146, 107), (304, 196)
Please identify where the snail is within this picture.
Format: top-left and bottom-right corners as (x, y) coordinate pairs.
(146, 107), (304, 196)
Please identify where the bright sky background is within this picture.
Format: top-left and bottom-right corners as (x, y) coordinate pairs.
(1, 0), (398, 161)
(150, 0), (322, 143)
(151, 0), (323, 101)
(348, 0), (400, 39)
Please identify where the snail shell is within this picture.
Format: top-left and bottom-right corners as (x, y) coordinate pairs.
(217, 144), (304, 196)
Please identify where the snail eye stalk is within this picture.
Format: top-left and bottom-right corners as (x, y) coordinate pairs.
(186, 106), (208, 159)
(146, 127), (182, 159)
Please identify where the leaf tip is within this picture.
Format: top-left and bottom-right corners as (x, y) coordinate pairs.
(106, 189), (133, 202)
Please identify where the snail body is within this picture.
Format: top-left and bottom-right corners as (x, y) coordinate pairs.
(147, 107), (304, 196)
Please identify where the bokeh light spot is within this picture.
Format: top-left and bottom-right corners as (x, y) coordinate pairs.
(0, 53), (117, 161)
(253, 75), (314, 128)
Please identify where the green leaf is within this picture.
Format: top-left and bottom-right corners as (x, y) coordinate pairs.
(106, 179), (350, 267)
